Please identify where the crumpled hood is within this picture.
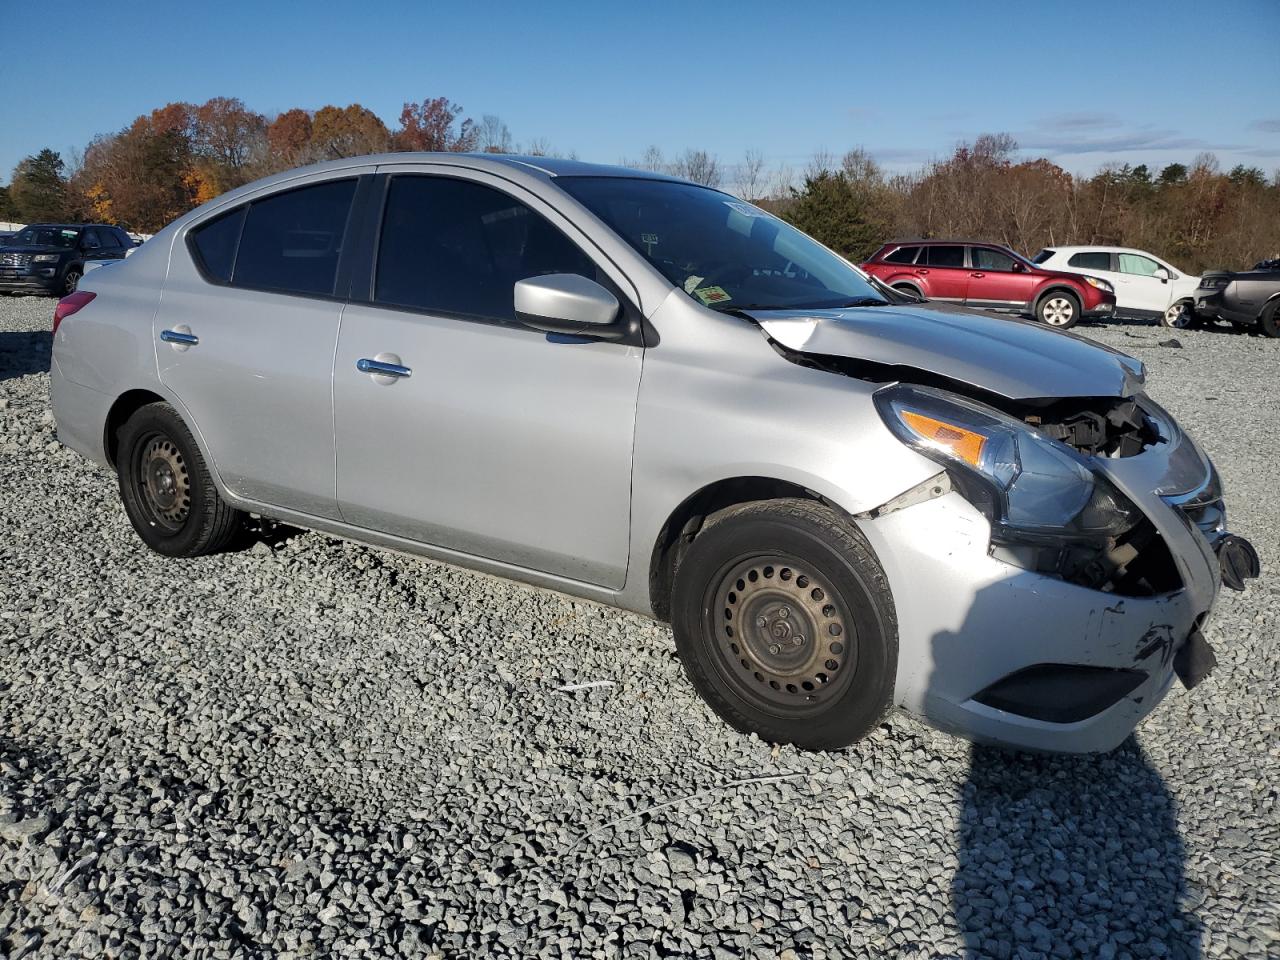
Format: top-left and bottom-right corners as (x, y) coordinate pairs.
(752, 302), (1145, 401)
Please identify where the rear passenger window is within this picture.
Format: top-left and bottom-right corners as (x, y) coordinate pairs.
(374, 175), (599, 322)
(233, 179), (356, 296)
(883, 246), (919, 264)
(924, 245), (964, 268)
(1068, 252), (1112, 271)
(189, 207), (247, 283)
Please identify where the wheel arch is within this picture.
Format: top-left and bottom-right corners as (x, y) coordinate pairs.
(648, 476), (844, 623)
(1033, 283), (1082, 313)
(103, 389), (168, 468)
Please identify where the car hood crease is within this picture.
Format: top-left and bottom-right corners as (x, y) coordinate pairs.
(750, 304), (1145, 401)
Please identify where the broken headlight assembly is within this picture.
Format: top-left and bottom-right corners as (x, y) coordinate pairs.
(874, 384), (1140, 545)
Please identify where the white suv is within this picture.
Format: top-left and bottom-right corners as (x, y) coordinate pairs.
(1033, 246), (1201, 328)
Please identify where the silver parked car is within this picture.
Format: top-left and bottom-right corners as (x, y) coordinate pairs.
(50, 154), (1258, 752)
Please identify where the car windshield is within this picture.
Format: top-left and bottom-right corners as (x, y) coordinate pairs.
(557, 177), (887, 311)
(11, 226), (80, 248)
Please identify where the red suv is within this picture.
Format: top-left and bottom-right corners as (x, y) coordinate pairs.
(861, 240), (1116, 329)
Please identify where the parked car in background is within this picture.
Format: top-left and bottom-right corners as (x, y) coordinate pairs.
(861, 240), (1115, 329)
(1195, 265), (1280, 337)
(1033, 246), (1201, 328)
(0, 223), (134, 296)
(50, 154), (1256, 753)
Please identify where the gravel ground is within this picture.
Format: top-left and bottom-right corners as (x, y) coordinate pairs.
(1, 295), (1277, 960)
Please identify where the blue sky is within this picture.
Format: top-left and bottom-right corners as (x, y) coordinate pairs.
(2, 0), (1277, 185)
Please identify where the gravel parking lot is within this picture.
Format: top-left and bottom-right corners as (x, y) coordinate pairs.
(1, 294), (1277, 960)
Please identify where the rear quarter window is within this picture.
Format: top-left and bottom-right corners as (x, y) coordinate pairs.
(188, 207), (247, 284)
(1032, 249), (1054, 264)
(883, 246), (919, 264)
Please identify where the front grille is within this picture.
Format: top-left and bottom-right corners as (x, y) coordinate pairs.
(0, 253), (32, 268)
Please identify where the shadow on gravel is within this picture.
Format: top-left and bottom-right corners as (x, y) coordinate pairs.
(0, 329), (53, 382)
(954, 740), (1201, 959)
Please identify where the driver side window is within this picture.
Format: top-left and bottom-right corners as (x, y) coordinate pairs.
(971, 247), (1016, 272)
(374, 175), (601, 323)
(1118, 253), (1161, 277)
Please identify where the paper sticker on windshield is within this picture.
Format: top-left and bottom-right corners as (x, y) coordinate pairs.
(683, 275), (705, 293)
(724, 200), (769, 218)
(693, 285), (731, 306)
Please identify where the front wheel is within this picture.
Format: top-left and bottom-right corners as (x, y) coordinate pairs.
(1037, 291), (1081, 329)
(1161, 300), (1198, 329)
(62, 268), (82, 296)
(670, 499), (897, 751)
(117, 402), (245, 556)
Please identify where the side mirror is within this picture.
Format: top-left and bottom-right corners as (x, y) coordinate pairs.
(1152, 267), (1171, 281)
(514, 274), (623, 339)
(1010, 261), (1026, 272)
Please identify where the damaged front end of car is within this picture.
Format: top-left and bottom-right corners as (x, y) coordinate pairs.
(754, 305), (1259, 750)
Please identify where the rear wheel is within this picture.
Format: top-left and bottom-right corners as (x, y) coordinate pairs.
(1260, 302), (1280, 339)
(1161, 300), (1197, 329)
(670, 498), (897, 750)
(117, 402), (244, 556)
(1037, 291), (1081, 329)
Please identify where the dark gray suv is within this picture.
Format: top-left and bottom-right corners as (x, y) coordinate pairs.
(0, 223), (133, 296)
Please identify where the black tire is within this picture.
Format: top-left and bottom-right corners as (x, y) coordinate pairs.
(1036, 290), (1081, 329)
(1160, 299), (1198, 329)
(62, 268), (82, 296)
(116, 402), (244, 556)
(670, 498), (897, 751)
(892, 283), (923, 300)
(1260, 301), (1280, 339)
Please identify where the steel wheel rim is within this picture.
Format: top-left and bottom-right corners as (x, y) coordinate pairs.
(1043, 297), (1074, 326)
(1166, 303), (1191, 328)
(705, 554), (857, 715)
(135, 433), (191, 531)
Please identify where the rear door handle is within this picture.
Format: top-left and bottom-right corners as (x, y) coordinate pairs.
(357, 357), (412, 379)
(160, 329), (199, 346)
(970, 272), (985, 278)
(914, 269), (930, 275)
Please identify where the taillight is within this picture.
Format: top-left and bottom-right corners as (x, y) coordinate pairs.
(53, 291), (96, 335)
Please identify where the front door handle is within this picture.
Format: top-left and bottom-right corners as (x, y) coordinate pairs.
(160, 329), (199, 347)
(357, 357), (412, 379)
(970, 272), (985, 278)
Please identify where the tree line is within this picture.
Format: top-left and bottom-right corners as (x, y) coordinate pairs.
(765, 135), (1279, 273)
(3, 99), (1276, 273)
(0, 96), (532, 233)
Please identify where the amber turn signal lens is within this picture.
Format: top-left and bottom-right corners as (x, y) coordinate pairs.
(900, 410), (987, 467)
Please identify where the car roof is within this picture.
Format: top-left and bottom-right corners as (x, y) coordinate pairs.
(250, 152), (690, 187)
(180, 152), (710, 223)
(883, 239), (1012, 247)
(1041, 245), (1164, 257)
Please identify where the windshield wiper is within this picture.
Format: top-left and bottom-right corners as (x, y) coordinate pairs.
(834, 297), (892, 307)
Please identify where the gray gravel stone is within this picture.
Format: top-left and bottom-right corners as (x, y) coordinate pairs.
(1, 299), (1277, 958)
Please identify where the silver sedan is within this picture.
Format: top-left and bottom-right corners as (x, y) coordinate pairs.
(49, 153), (1257, 752)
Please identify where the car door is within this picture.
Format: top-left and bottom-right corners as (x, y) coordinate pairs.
(155, 171), (370, 518)
(914, 244), (968, 301)
(1115, 253), (1171, 317)
(966, 245), (1038, 310)
(332, 169), (644, 589)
